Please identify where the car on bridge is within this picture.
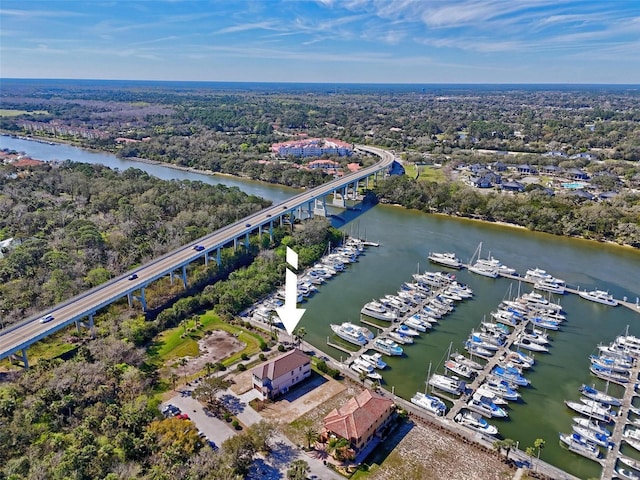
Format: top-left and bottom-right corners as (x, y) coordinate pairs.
(245, 223), (251, 228)
(128, 273), (138, 281)
(39, 314), (54, 324)
(193, 245), (205, 251)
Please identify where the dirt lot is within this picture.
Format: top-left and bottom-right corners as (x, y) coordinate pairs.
(178, 330), (244, 377)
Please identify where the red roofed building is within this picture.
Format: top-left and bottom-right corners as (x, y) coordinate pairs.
(322, 389), (396, 454)
(251, 349), (311, 400)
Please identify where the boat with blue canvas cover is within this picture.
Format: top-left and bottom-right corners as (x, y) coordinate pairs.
(572, 416), (611, 437)
(559, 432), (602, 462)
(491, 365), (530, 387)
(579, 384), (622, 407)
(467, 392), (508, 418)
(571, 424), (611, 448)
(454, 409), (499, 436)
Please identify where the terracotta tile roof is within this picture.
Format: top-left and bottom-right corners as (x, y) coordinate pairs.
(12, 158), (45, 167)
(251, 349), (310, 380)
(323, 389), (393, 441)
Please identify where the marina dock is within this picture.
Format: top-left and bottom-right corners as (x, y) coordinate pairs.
(490, 270), (640, 315)
(599, 351), (640, 479)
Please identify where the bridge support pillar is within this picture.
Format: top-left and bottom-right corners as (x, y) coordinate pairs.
(216, 248), (221, 266)
(233, 237), (238, 251)
(181, 265), (188, 289)
(332, 189), (346, 207)
(269, 221), (273, 241)
(204, 251), (208, 267)
(133, 288), (147, 311)
(75, 314), (95, 339)
(169, 271), (175, 285)
(9, 349), (29, 369)
(245, 232), (250, 249)
(313, 198), (327, 216)
(128, 292), (133, 307)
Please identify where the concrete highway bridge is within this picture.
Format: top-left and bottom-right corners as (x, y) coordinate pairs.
(0, 145), (396, 367)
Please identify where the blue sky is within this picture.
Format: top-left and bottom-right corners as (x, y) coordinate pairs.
(1, 0), (639, 83)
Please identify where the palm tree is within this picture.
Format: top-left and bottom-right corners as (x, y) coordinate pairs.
(358, 369), (368, 385)
(205, 362), (215, 377)
(294, 327), (306, 348)
(303, 425), (318, 450)
(170, 372), (179, 391)
(286, 459), (310, 480)
(178, 357), (188, 383)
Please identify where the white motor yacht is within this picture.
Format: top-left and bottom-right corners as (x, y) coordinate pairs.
(410, 392), (447, 416)
(360, 300), (398, 322)
(427, 252), (463, 269)
(578, 289), (618, 306)
(454, 409), (499, 436)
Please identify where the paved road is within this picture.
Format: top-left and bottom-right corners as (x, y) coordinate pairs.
(0, 145), (394, 361)
(165, 384), (341, 480)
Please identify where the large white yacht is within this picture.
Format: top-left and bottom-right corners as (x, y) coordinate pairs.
(578, 289), (618, 306)
(427, 252), (463, 269)
(360, 301), (398, 322)
(330, 322), (373, 346)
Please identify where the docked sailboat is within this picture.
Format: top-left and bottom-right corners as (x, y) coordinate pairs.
(558, 432), (602, 462)
(468, 242), (515, 277)
(590, 363), (630, 385)
(450, 352), (483, 371)
(579, 384), (622, 407)
(564, 400), (614, 423)
(572, 416), (611, 437)
(571, 425), (611, 448)
(410, 392), (447, 416)
(444, 359), (478, 379)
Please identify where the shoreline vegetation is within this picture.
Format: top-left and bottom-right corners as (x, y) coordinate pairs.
(3, 131), (639, 250)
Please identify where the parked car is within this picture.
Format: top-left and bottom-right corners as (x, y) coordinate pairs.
(176, 413), (190, 420)
(39, 314), (54, 324)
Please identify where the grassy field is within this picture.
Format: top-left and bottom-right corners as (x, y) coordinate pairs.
(0, 109), (48, 117)
(402, 163), (446, 182)
(151, 311), (267, 367)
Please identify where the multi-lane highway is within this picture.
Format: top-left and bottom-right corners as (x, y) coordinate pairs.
(0, 145), (395, 363)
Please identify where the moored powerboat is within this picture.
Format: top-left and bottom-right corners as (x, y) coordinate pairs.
(466, 392), (508, 418)
(454, 409), (499, 436)
(360, 352), (387, 369)
(410, 392), (447, 416)
(445, 359), (478, 379)
(330, 322), (373, 346)
(578, 289), (618, 306)
(428, 373), (466, 396)
(360, 300), (398, 322)
(427, 252), (463, 269)
(372, 337), (403, 356)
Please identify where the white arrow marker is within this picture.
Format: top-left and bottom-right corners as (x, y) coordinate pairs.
(276, 247), (306, 335)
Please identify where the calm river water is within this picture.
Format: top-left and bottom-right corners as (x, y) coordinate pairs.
(3, 135), (640, 479)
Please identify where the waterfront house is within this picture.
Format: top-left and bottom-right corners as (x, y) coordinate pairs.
(491, 161), (507, 172)
(322, 389), (396, 456)
(517, 164), (537, 174)
(251, 349), (311, 400)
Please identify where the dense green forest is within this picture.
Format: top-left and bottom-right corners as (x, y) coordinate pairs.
(0, 158), (343, 479)
(0, 162), (271, 324)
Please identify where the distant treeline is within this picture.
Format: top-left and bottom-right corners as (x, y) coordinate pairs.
(374, 175), (640, 248)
